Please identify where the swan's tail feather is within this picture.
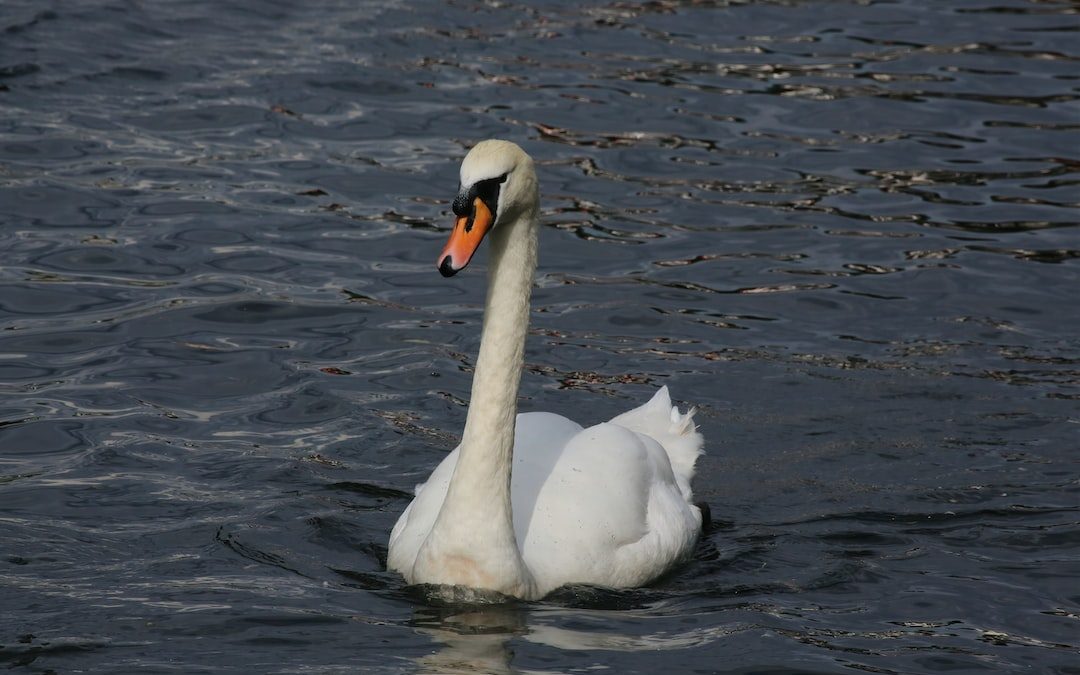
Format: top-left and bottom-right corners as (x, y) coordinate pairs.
(608, 386), (704, 500)
(670, 403), (698, 436)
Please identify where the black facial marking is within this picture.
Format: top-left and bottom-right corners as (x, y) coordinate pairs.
(452, 173), (509, 231)
(452, 192), (472, 217)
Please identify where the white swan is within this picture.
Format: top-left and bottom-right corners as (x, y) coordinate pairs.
(387, 140), (705, 600)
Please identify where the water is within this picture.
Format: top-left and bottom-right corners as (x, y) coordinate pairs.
(1, 0), (1078, 672)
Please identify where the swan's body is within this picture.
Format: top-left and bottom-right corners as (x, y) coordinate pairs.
(387, 140), (704, 600)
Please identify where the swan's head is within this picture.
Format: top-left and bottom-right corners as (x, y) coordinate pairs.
(438, 139), (537, 277)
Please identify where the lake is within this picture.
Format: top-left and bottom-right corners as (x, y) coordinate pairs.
(1, 0), (1078, 672)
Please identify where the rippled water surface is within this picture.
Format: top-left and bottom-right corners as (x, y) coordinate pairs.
(2, 0), (1079, 672)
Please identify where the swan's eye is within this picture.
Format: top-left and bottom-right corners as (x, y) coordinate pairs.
(453, 173), (510, 223)
(470, 173), (509, 223)
(475, 174), (504, 204)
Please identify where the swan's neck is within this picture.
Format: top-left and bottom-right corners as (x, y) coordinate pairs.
(413, 207), (538, 596)
(459, 214), (536, 487)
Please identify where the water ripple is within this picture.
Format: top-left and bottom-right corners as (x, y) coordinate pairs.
(1, 0), (1077, 673)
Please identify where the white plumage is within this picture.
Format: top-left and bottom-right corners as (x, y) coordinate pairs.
(387, 140), (705, 600)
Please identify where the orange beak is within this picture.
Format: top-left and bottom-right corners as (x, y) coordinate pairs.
(438, 197), (495, 277)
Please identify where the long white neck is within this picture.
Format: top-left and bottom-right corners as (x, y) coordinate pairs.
(411, 203), (539, 597)
(459, 211), (537, 487)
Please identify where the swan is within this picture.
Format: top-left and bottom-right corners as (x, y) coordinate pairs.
(387, 139), (705, 600)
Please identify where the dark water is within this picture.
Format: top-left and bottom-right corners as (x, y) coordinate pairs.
(2, 0), (1078, 672)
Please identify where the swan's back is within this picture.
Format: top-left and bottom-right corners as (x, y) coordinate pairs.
(388, 387), (704, 597)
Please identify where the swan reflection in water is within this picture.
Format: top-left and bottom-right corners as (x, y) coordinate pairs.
(409, 601), (527, 675)
(405, 586), (738, 675)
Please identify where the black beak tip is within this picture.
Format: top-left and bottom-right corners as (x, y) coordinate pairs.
(438, 256), (458, 277)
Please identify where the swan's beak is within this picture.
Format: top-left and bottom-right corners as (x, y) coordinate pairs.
(438, 196), (495, 277)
